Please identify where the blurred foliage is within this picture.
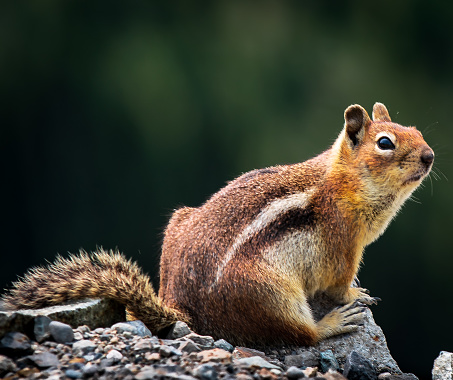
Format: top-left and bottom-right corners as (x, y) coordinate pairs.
(1, 1), (452, 378)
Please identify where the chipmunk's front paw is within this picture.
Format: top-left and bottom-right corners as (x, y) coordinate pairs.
(355, 288), (381, 305)
(316, 302), (367, 339)
(345, 287), (381, 306)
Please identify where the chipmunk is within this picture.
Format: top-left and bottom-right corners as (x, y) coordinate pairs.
(2, 103), (434, 346)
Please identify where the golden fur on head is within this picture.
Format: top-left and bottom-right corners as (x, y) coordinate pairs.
(2, 248), (189, 333)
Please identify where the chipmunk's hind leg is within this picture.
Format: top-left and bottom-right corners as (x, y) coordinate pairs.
(315, 302), (367, 340)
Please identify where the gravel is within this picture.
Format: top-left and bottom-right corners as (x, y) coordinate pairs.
(0, 318), (418, 380)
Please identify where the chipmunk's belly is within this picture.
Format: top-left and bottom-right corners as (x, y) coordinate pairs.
(262, 227), (327, 297)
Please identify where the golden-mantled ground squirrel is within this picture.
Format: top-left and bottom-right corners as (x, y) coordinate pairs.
(2, 103), (434, 346)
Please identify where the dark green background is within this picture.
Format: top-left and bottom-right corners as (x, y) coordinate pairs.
(1, 2), (451, 378)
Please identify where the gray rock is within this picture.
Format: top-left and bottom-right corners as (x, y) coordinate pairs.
(106, 349), (123, 362)
(179, 340), (201, 353)
(135, 364), (183, 379)
(82, 362), (99, 376)
(27, 352), (60, 368)
(0, 332), (33, 357)
(433, 351), (453, 380)
(65, 369), (83, 379)
(124, 320), (152, 337)
(72, 339), (96, 355)
(133, 337), (159, 353)
(309, 293), (402, 375)
(160, 344), (182, 357)
(167, 321), (192, 339)
(0, 354), (16, 376)
(214, 339), (234, 353)
(236, 355), (282, 370)
(111, 322), (138, 334)
(49, 321), (74, 343)
(183, 333), (215, 350)
(321, 350), (340, 372)
(343, 351), (377, 380)
(0, 298), (125, 339)
(285, 351), (319, 368)
(382, 375), (418, 380)
(286, 366), (306, 380)
(193, 363), (218, 380)
(34, 316), (52, 343)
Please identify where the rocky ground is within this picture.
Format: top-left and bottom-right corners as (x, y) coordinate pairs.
(0, 317), (419, 380)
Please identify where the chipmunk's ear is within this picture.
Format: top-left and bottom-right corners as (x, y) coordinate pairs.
(344, 104), (371, 147)
(372, 102), (391, 122)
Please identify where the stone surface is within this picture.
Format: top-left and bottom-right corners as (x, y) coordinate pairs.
(324, 369), (349, 380)
(49, 320), (74, 343)
(123, 320), (152, 337)
(214, 338), (234, 353)
(0, 354), (16, 376)
(159, 344), (182, 358)
(167, 320), (192, 339)
(343, 351), (377, 380)
(286, 366), (306, 379)
(183, 332), (215, 349)
(72, 339), (96, 355)
(197, 348), (232, 364)
(0, 332), (33, 357)
(106, 348), (123, 362)
(27, 352), (60, 368)
(236, 355), (282, 370)
(34, 315), (52, 343)
(310, 293), (401, 375)
(285, 351), (319, 368)
(234, 347), (266, 359)
(0, 298), (125, 339)
(111, 322), (138, 334)
(303, 366), (319, 377)
(320, 350), (340, 373)
(193, 363), (218, 380)
(180, 339), (202, 353)
(0, 315), (423, 380)
(381, 375), (418, 380)
(433, 351), (453, 380)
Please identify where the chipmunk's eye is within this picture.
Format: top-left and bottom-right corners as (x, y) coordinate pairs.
(377, 136), (395, 150)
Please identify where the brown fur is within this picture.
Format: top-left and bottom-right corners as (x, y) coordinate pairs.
(2, 103), (434, 346)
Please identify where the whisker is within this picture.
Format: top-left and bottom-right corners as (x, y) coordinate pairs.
(422, 121), (438, 136)
(409, 195), (422, 204)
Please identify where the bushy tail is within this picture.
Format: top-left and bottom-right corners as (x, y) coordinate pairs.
(1, 248), (189, 333)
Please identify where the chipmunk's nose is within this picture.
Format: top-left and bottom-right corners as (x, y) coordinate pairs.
(421, 148), (434, 167)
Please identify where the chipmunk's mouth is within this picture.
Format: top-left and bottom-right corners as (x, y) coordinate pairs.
(403, 170), (429, 186)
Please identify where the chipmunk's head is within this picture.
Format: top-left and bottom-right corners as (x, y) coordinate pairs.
(338, 102), (434, 196)
(330, 102), (434, 242)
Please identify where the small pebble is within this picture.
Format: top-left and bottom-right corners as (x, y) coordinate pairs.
(33, 316), (52, 343)
(65, 369), (83, 379)
(72, 340), (96, 355)
(111, 322), (138, 335)
(214, 339), (234, 353)
(124, 320), (152, 337)
(167, 321), (192, 339)
(343, 351), (377, 380)
(0, 332), (33, 356)
(320, 349), (340, 372)
(49, 321), (74, 343)
(28, 352), (60, 368)
(106, 349), (123, 362)
(82, 362), (98, 376)
(193, 363), (218, 380)
(286, 366), (306, 380)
